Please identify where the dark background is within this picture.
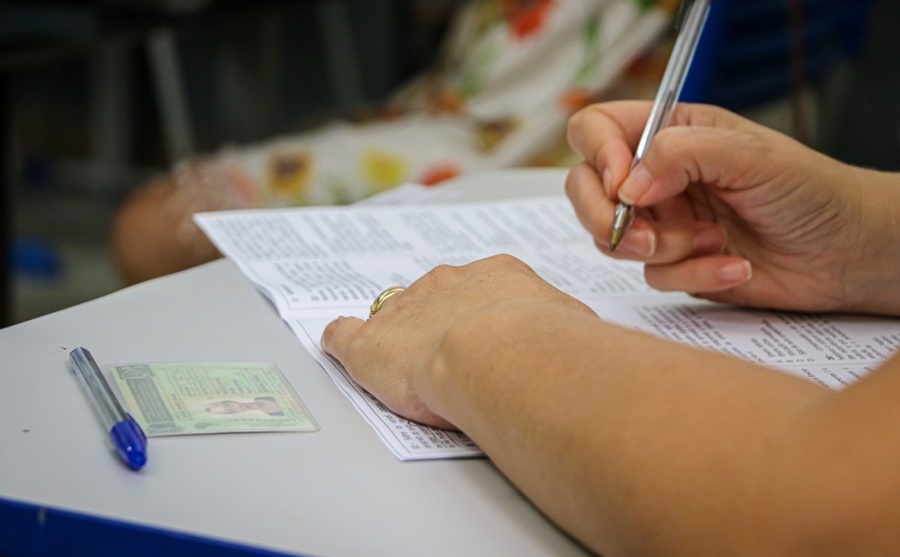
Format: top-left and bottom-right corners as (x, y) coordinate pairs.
(3, 0), (899, 324)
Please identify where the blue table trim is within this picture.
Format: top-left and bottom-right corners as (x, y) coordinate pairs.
(0, 496), (313, 557)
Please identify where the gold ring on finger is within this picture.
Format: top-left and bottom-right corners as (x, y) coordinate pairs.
(369, 287), (406, 319)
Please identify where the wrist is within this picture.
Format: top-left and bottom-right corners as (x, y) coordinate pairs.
(419, 306), (508, 430)
(841, 168), (900, 315)
(422, 299), (600, 432)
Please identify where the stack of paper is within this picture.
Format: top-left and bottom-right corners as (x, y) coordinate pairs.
(195, 192), (900, 460)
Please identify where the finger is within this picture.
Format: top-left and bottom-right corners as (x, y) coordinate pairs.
(566, 164), (664, 258)
(568, 101), (653, 160)
(567, 101), (651, 198)
(567, 102), (751, 200)
(644, 255), (752, 294)
(565, 162), (616, 237)
(369, 286), (407, 321)
(617, 123), (786, 208)
(321, 316), (366, 368)
(568, 164), (727, 262)
(616, 219), (727, 263)
(322, 315), (455, 430)
(645, 186), (699, 222)
(321, 316), (400, 411)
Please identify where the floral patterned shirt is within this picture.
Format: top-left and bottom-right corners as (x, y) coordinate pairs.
(167, 0), (676, 235)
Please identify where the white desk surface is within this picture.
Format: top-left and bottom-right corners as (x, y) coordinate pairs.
(0, 169), (592, 556)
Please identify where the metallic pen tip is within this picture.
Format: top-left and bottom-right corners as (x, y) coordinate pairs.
(609, 229), (624, 252)
(609, 202), (633, 252)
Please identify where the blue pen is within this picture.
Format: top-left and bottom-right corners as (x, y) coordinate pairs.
(70, 347), (148, 470)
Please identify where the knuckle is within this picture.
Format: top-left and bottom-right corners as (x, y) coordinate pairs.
(349, 326), (372, 351)
(744, 131), (774, 160)
(566, 104), (606, 151)
(488, 253), (521, 267)
(322, 317), (351, 355)
(650, 128), (683, 161)
(566, 107), (588, 143)
(428, 263), (457, 281)
(321, 319), (338, 345)
(643, 265), (672, 292)
(419, 263), (459, 291)
(564, 163), (590, 198)
(487, 254), (534, 276)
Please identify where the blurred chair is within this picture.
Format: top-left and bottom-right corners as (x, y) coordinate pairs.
(1, 0), (384, 325)
(2, 1), (205, 188)
(681, 0), (875, 146)
(1, 1), (208, 325)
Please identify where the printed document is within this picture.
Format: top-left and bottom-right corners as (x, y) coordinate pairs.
(195, 195), (900, 460)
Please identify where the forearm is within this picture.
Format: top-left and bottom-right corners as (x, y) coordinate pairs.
(423, 302), (830, 556)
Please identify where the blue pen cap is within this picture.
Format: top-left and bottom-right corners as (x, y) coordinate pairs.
(109, 414), (148, 470)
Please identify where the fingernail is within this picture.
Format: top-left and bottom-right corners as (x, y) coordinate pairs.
(717, 260), (752, 283)
(618, 165), (653, 205)
(616, 229), (656, 258)
(693, 225), (726, 254)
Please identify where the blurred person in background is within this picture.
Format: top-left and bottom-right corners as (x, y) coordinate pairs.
(112, 0), (679, 284)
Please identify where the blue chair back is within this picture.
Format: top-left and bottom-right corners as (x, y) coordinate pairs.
(681, 0), (874, 110)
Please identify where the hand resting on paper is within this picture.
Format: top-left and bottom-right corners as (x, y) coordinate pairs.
(322, 255), (595, 430)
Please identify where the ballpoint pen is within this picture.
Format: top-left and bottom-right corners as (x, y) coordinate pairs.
(609, 0), (713, 251)
(70, 347), (148, 470)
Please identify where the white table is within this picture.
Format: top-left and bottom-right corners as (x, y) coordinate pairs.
(0, 169), (592, 556)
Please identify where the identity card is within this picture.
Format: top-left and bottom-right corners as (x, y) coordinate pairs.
(107, 361), (318, 436)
